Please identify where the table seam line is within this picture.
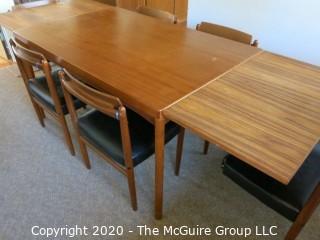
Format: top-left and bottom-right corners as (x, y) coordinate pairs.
(160, 50), (264, 113)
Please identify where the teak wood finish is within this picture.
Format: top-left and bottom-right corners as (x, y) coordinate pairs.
(3, 0), (261, 219)
(1, 0), (318, 223)
(164, 51), (320, 185)
(12, 7), (260, 122)
(0, 0), (109, 31)
(136, 6), (177, 24)
(95, 0), (118, 7)
(60, 69), (185, 211)
(195, 21), (259, 156)
(3, 0), (188, 27)
(96, 0), (188, 23)
(197, 21), (253, 43)
(285, 183), (320, 240)
(196, 21), (258, 47)
(138, 0), (188, 23)
(9, 39), (75, 155)
(60, 70), (139, 210)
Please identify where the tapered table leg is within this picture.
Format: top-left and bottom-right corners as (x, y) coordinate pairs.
(155, 113), (165, 219)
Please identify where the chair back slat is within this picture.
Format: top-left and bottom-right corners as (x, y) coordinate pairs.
(137, 6), (177, 24)
(10, 39), (44, 70)
(60, 69), (134, 175)
(196, 22), (256, 46)
(95, 0), (117, 6)
(59, 69), (122, 119)
(10, 38), (64, 114)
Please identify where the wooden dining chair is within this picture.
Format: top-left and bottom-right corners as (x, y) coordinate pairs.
(136, 6), (177, 24)
(196, 22), (258, 47)
(60, 69), (184, 210)
(95, 0), (117, 6)
(9, 39), (85, 155)
(222, 144), (320, 240)
(197, 21), (258, 157)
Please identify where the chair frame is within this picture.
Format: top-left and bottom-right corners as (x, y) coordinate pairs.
(60, 69), (184, 210)
(285, 183), (320, 239)
(223, 155), (320, 240)
(136, 6), (177, 24)
(96, 0), (118, 6)
(9, 38), (75, 155)
(196, 22), (258, 47)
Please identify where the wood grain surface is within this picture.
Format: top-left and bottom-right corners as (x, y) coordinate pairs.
(13, 4), (260, 121)
(0, 0), (109, 31)
(164, 52), (320, 184)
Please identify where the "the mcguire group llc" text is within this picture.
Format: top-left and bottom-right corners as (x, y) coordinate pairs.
(136, 225), (278, 238)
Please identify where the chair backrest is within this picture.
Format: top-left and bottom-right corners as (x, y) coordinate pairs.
(60, 69), (133, 166)
(9, 38), (63, 113)
(136, 6), (177, 24)
(12, 0), (57, 10)
(59, 69), (122, 119)
(196, 22), (258, 47)
(95, 0), (118, 6)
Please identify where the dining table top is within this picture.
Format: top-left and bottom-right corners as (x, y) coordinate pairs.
(12, 3), (261, 121)
(1, 0), (320, 220)
(0, 0), (110, 31)
(164, 51), (320, 184)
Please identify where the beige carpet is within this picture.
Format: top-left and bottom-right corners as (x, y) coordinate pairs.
(0, 57), (11, 68)
(0, 64), (319, 240)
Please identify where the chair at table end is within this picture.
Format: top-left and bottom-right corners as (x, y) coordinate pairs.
(196, 21), (259, 47)
(137, 6), (177, 24)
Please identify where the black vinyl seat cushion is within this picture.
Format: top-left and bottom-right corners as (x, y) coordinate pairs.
(78, 109), (180, 167)
(223, 144), (320, 221)
(28, 69), (84, 114)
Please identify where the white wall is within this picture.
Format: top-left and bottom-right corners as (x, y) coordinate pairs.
(188, 0), (320, 66)
(0, 0), (14, 13)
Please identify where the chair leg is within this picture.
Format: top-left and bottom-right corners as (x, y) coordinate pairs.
(39, 107), (46, 120)
(126, 168), (137, 211)
(79, 138), (91, 169)
(59, 115), (75, 156)
(285, 184), (320, 240)
(203, 140), (210, 154)
(175, 127), (185, 176)
(30, 100), (45, 127)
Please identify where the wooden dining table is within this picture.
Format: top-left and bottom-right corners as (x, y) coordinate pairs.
(0, 0), (109, 31)
(1, 0), (319, 219)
